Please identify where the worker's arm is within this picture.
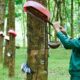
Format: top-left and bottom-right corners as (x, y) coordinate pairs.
(53, 22), (80, 49)
(57, 31), (80, 49)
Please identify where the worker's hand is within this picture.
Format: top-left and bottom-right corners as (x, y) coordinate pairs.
(60, 27), (67, 35)
(53, 22), (60, 32)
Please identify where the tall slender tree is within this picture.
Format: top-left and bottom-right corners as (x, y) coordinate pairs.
(71, 0), (74, 38)
(0, 0), (5, 63)
(7, 0), (15, 77)
(22, 0), (26, 47)
(60, 0), (66, 26)
(26, 0), (48, 80)
(47, 0), (51, 41)
(54, 0), (62, 41)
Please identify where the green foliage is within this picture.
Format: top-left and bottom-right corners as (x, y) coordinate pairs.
(15, 0), (22, 4)
(47, 0), (80, 38)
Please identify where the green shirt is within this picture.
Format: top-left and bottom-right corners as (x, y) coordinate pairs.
(57, 32), (80, 76)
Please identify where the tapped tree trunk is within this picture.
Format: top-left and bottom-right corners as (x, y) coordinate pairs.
(26, 0), (48, 80)
(0, 0), (5, 63)
(5, 0), (15, 77)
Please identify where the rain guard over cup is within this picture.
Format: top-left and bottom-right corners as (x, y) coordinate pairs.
(24, 1), (50, 22)
(23, 1), (60, 49)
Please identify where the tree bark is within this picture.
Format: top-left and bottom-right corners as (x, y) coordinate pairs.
(71, 0), (74, 38)
(6, 0), (15, 77)
(0, 0), (5, 63)
(8, 35), (15, 77)
(54, 0), (61, 41)
(26, 0), (48, 80)
(4, 40), (10, 67)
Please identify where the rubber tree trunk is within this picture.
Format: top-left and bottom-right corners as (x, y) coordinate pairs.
(60, 0), (66, 26)
(8, 35), (15, 77)
(71, 0), (74, 38)
(26, 0), (48, 80)
(54, 0), (61, 41)
(4, 0), (9, 67)
(6, 0), (15, 77)
(0, 0), (5, 63)
(4, 40), (10, 67)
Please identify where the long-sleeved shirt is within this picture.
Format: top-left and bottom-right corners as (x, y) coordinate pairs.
(57, 31), (80, 76)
